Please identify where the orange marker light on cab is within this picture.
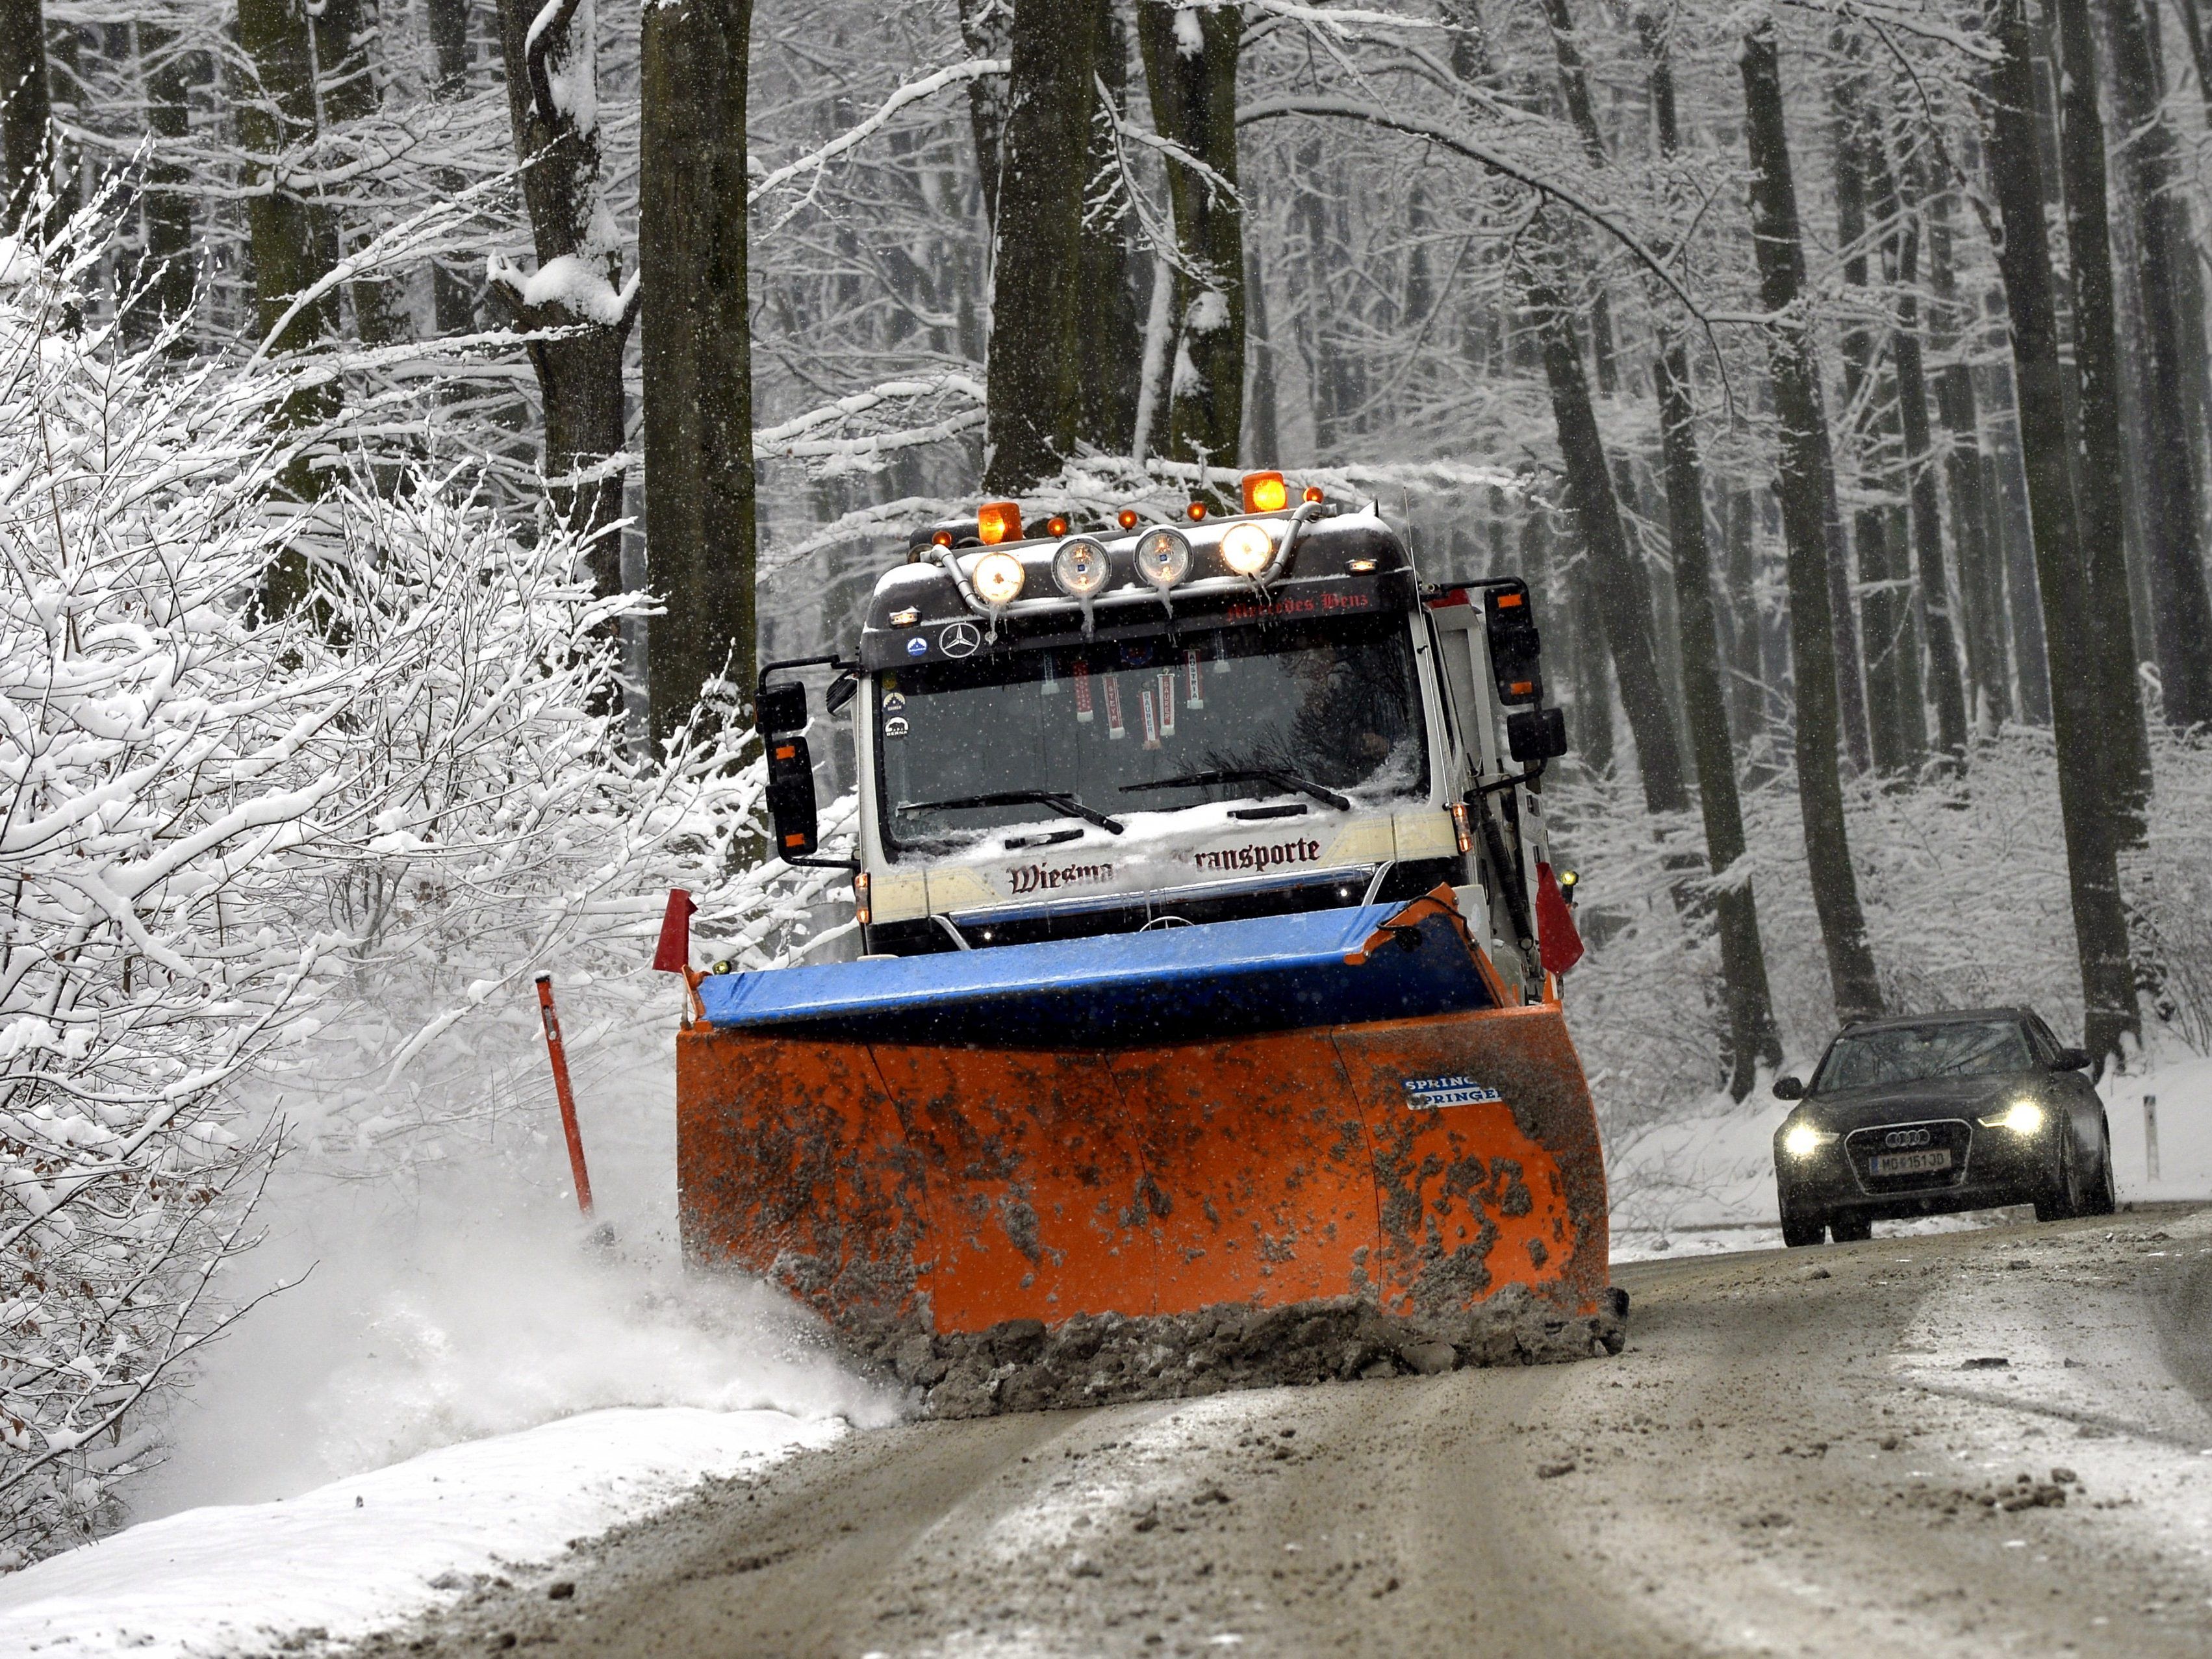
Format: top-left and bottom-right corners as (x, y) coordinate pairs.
(1302, 485), (1326, 505)
(978, 501), (1023, 545)
(1241, 471), (1288, 513)
(1186, 500), (1208, 522)
(1117, 507), (1140, 530)
(1045, 515), (1070, 537)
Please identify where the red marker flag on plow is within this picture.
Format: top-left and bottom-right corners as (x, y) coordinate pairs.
(653, 889), (696, 972)
(1534, 862), (1584, 976)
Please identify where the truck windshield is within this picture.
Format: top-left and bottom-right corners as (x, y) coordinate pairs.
(1812, 1020), (2035, 1092)
(878, 614), (1429, 854)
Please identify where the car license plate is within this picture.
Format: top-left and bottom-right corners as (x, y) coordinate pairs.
(1870, 1148), (1952, 1176)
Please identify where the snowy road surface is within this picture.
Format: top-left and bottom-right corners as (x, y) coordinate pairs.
(354, 1206), (2212, 1658)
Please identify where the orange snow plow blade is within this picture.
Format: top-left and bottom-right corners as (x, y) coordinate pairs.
(676, 889), (1610, 1347)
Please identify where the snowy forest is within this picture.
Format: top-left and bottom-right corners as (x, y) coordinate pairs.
(8, 0), (2212, 1573)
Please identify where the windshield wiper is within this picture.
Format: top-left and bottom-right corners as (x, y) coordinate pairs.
(897, 790), (1125, 835)
(1121, 768), (1352, 812)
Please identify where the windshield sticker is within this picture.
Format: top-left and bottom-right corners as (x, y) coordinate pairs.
(1156, 672), (1176, 738)
(1041, 650), (1059, 696)
(1010, 860), (1115, 896)
(882, 692), (906, 713)
(884, 716), (909, 739)
(940, 621), (982, 659)
(1213, 634), (1232, 676)
(1401, 1074), (1504, 1111)
(1223, 591), (1372, 626)
(1104, 674), (1126, 741)
(1184, 649), (1205, 709)
(906, 637), (927, 657)
(1141, 685), (1162, 750)
(1191, 837), (1323, 873)
(1073, 659), (1094, 723)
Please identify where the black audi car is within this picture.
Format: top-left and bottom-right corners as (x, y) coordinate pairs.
(1772, 1007), (2116, 1247)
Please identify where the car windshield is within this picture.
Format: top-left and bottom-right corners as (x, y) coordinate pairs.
(1812, 1020), (2035, 1092)
(876, 614), (1428, 854)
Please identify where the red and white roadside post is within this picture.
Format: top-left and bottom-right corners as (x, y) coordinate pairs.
(534, 974), (594, 1217)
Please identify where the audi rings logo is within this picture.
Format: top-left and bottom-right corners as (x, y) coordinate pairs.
(939, 621), (983, 659)
(1883, 1127), (1934, 1149)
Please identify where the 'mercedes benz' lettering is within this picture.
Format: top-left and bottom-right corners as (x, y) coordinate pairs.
(1009, 861), (1113, 895)
(1191, 838), (1323, 873)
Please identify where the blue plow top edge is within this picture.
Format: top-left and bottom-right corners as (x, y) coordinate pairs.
(696, 899), (1495, 1050)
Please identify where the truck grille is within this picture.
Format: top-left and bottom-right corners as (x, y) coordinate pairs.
(1846, 1118), (1972, 1194)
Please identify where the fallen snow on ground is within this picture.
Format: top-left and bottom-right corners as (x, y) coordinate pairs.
(0, 1406), (842, 1658)
(1603, 1043), (2212, 1263)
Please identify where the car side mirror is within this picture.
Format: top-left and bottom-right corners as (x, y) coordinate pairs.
(1773, 1075), (1805, 1101)
(766, 735), (819, 859)
(2050, 1046), (2091, 1072)
(1506, 706), (1568, 763)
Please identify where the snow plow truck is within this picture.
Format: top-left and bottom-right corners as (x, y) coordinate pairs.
(674, 474), (1621, 1411)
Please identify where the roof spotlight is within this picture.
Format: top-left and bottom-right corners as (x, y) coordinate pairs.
(1134, 526), (1192, 589)
(1052, 535), (1111, 599)
(1221, 521), (1275, 576)
(973, 550), (1026, 605)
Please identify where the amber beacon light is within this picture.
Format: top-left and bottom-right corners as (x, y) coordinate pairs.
(1241, 471), (1289, 513)
(977, 500), (1023, 545)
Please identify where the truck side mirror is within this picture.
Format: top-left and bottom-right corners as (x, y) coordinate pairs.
(1773, 1075), (1805, 1100)
(758, 679), (807, 736)
(1506, 706), (1568, 763)
(766, 735), (819, 859)
(2050, 1046), (2091, 1071)
(1484, 586), (1544, 705)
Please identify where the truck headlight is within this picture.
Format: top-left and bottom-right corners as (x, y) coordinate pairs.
(973, 550), (1025, 605)
(1134, 527), (1191, 589)
(1977, 1098), (2046, 1134)
(1221, 521), (1275, 576)
(1052, 536), (1110, 598)
(1782, 1123), (1832, 1159)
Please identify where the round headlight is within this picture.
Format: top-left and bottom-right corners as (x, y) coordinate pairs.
(1134, 527), (1191, 589)
(1782, 1122), (1827, 1159)
(1221, 522), (1275, 576)
(973, 550), (1025, 605)
(1052, 535), (1110, 599)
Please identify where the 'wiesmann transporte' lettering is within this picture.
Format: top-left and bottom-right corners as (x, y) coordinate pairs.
(1191, 838), (1323, 874)
(1009, 861), (1114, 895)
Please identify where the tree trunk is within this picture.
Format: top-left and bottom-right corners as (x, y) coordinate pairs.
(134, 24), (194, 348)
(983, 0), (1109, 492)
(1243, 244), (1280, 464)
(493, 0), (639, 594)
(1926, 177), (2012, 729)
(1985, 0), (2138, 1061)
(1075, 0), (1141, 457)
(0, 0), (50, 231)
(1738, 18), (1884, 1023)
(1832, 60), (1914, 779)
(1658, 342), (1785, 1094)
(2107, 0), (2212, 729)
(1642, 14), (1780, 1093)
(960, 0), (1013, 227)
(2050, 0), (2152, 828)
(429, 0), (478, 337)
(1137, 0), (1243, 473)
(1874, 138), (1970, 763)
(641, 0), (759, 741)
(1535, 0), (1616, 394)
(1526, 253), (1688, 818)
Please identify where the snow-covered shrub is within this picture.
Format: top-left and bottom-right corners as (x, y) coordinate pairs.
(0, 227), (853, 1560)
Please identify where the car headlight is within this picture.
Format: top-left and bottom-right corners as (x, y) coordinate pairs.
(1782, 1122), (1832, 1159)
(972, 550), (1025, 605)
(1977, 1098), (2046, 1134)
(1134, 527), (1191, 589)
(1220, 521), (1275, 576)
(1052, 535), (1110, 599)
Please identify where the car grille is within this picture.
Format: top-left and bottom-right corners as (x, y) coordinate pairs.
(1845, 1118), (1973, 1194)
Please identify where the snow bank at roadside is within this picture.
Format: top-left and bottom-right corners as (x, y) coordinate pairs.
(1603, 1045), (2212, 1262)
(0, 1407), (839, 1658)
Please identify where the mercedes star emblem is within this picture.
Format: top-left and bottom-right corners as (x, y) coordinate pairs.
(939, 621), (983, 659)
